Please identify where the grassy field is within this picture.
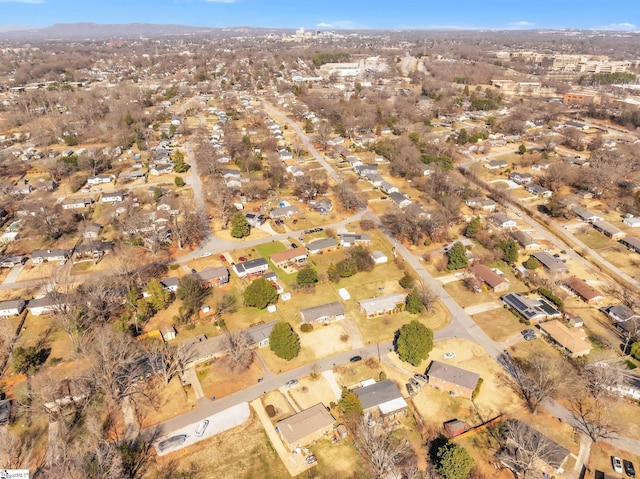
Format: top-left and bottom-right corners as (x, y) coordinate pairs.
(575, 229), (615, 250)
(310, 438), (369, 478)
(473, 306), (525, 342)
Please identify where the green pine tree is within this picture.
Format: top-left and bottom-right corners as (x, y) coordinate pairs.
(396, 320), (433, 366)
(446, 242), (468, 270)
(405, 288), (424, 314)
(230, 212), (250, 238)
(269, 321), (300, 360)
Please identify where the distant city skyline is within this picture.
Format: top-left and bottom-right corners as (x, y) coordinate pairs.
(0, 0), (638, 32)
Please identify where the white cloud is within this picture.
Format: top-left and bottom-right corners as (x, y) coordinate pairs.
(595, 22), (636, 30)
(315, 20), (361, 29)
(0, 0), (44, 3)
(508, 21), (536, 27)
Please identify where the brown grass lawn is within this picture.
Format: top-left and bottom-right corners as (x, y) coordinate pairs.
(196, 359), (263, 399)
(563, 298), (621, 358)
(261, 390), (296, 423)
(575, 229), (615, 250)
(455, 432), (513, 479)
(444, 280), (499, 308)
(351, 301), (450, 345)
(310, 437), (369, 477)
(137, 377), (198, 428)
(14, 313), (75, 364)
(149, 411), (290, 479)
(599, 246), (640, 280)
(472, 307), (525, 342)
(288, 375), (338, 410)
(333, 358), (387, 389)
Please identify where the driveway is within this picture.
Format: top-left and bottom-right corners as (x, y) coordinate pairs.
(2, 264), (24, 285)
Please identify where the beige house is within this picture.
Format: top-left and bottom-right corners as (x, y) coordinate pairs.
(276, 403), (335, 451)
(538, 321), (592, 358)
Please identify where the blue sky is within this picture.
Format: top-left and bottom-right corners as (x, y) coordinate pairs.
(0, 0), (638, 31)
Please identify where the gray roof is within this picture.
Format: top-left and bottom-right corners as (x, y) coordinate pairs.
(511, 230), (537, 247)
(621, 236), (640, 251)
(389, 192), (410, 205)
(197, 266), (229, 282)
(491, 213), (515, 225)
(339, 233), (371, 244)
(32, 249), (70, 260)
(532, 252), (568, 272)
(276, 403), (334, 445)
(27, 295), (57, 309)
(244, 321), (277, 346)
(180, 334), (227, 365)
(0, 299), (25, 310)
(427, 360), (480, 391)
(0, 399), (11, 423)
(300, 302), (346, 323)
(306, 238), (338, 252)
(234, 257), (268, 274)
(354, 380), (403, 410)
(604, 304), (638, 322)
(593, 220), (624, 237)
(502, 292), (561, 321)
(572, 206), (601, 221)
(358, 293), (406, 316)
(270, 205), (300, 218)
(502, 419), (569, 468)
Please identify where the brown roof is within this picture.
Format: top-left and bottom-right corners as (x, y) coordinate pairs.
(427, 361), (480, 391)
(539, 320), (592, 356)
(470, 264), (507, 289)
(270, 249), (307, 263)
(564, 277), (604, 301)
(276, 403), (334, 445)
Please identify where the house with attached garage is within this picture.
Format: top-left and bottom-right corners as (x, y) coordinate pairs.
(592, 220), (626, 240)
(196, 266), (230, 287)
(299, 302), (346, 324)
(0, 299), (26, 317)
(306, 238), (338, 255)
(531, 252), (568, 274)
(572, 206), (602, 223)
(233, 258), (269, 278)
(380, 181), (399, 195)
(354, 379), (408, 419)
(358, 293), (407, 318)
(339, 233), (371, 247)
(426, 361), (480, 399)
(31, 249), (70, 264)
(491, 213), (517, 230)
(269, 205), (299, 219)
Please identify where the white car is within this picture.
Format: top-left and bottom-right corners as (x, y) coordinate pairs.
(195, 419), (209, 437)
(443, 352), (456, 360)
(613, 456), (623, 474)
(199, 252), (212, 258)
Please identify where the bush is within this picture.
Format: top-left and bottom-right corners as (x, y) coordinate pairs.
(244, 278), (278, 309)
(399, 272), (414, 289)
(524, 256), (540, 270)
(300, 323), (314, 333)
(297, 266), (318, 286)
(265, 404), (276, 417)
(174, 176), (185, 187)
(472, 377), (483, 399)
(379, 371), (387, 380)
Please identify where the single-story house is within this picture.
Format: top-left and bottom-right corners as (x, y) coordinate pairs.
(354, 164), (378, 177)
(380, 181), (399, 195)
(197, 266), (230, 287)
(470, 264), (509, 293)
(563, 277), (605, 304)
(269, 205), (299, 219)
(306, 238), (338, 255)
(620, 236), (640, 253)
(426, 361), (480, 399)
(119, 170), (147, 181)
(491, 213), (517, 230)
(276, 403), (335, 451)
(286, 165), (304, 177)
(371, 251), (388, 264)
(312, 198), (333, 214)
(27, 295), (59, 316)
(365, 173), (384, 187)
(0, 255), (27, 268)
(339, 233), (371, 247)
(160, 277), (180, 292)
(0, 299), (26, 317)
(525, 184), (553, 198)
(358, 293), (407, 318)
(572, 206), (602, 223)
(354, 380), (407, 418)
(244, 321), (277, 348)
(83, 223), (102, 239)
(623, 216), (640, 228)
(539, 320), (592, 358)
(299, 302), (346, 324)
(465, 198), (496, 212)
(245, 213), (266, 227)
(484, 159), (508, 170)
(9, 184), (33, 195)
(74, 241), (113, 260)
(31, 249), (70, 264)
(509, 172), (532, 185)
(502, 292), (562, 323)
(270, 249), (308, 269)
(328, 136), (344, 146)
(511, 230), (540, 251)
(389, 192), (412, 208)
(602, 304), (640, 323)
(531, 252), (568, 273)
(87, 174), (115, 185)
(149, 164), (173, 176)
(592, 220), (626, 241)
(345, 156), (362, 167)
(180, 334), (228, 368)
(233, 258), (269, 278)
(101, 191), (126, 203)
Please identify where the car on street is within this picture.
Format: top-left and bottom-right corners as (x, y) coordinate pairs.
(624, 459), (636, 478)
(613, 456), (623, 474)
(285, 379), (298, 388)
(405, 383), (415, 396)
(443, 352), (456, 360)
(349, 355), (362, 363)
(414, 373), (428, 382)
(199, 252), (212, 257)
(195, 419), (209, 437)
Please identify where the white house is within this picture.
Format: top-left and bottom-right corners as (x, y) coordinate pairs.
(371, 251), (388, 264)
(0, 299), (26, 317)
(623, 216), (640, 228)
(87, 174), (115, 185)
(491, 213), (517, 229)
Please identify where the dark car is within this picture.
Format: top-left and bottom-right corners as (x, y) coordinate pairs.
(291, 243), (298, 249)
(409, 377), (422, 389)
(349, 355), (362, 363)
(521, 329), (535, 337)
(624, 460), (636, 478)
(405, 383), (415, 396)
(157, 434), (188, 452)
(191, 268), (197, 274)
(414, 373), (428, 382)
(285, 379), (298, 387)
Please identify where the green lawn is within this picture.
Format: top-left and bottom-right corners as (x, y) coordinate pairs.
(255, 241), (287, 258)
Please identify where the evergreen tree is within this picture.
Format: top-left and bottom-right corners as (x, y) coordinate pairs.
(446, 242), (468, 270)
(269, 321), (300, 360)
(464, 216), (482, 239)
(338, 387), (363, 417)
(396, 320), (433, 366)
(405, 288), (424, 314)
(244, 278), (277, 309)
(398, 272), (415, 289)
(147, 277), (171, 311)
(296, 266), (318, 286)
(435, 443), (474, 479)
(498, 239), (519, 264)
(524, 256), (540, 270)
(230, 212), (250, 238)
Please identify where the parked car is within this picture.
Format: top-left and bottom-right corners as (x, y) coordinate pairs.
(349, 355), (362, 363)
(306, 455), (317, 464)
(443, 352), (456, 360)
(291, 243), (298, 249)
(219, 254), (227, 262)
(409, 377), (422, 389)
(191, 269), (197, 274)
(613, 456), (623, 474)
(624, 459), (636, 478)
(199, 252), (212, 257)
(157, 434), (187, 452)
(195, 419), (209, 437)
(238, 256), (248, 262)
(285, 379), (298, 388)
(405, 383), (415, 396)
(414, 373), (428, 383)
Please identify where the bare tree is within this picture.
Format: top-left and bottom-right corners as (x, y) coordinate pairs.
(355, 419), (411, 479)
(334, 180), (368, 212)
(582, 362), (623, 400)
(415, 280), (437, 312)
(496, 419), (568, 478)
(0, 427), (38, 470)
(569, 396), (618, 443)
(222, 330), (254, 371)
